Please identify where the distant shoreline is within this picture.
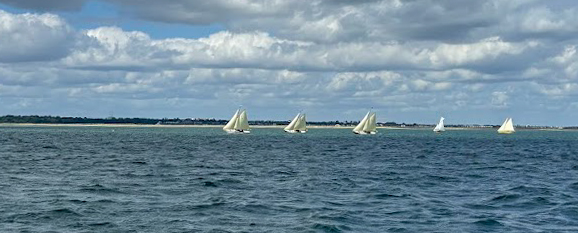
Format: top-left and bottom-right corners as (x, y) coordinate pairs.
(0, 123), (484, 130)
(2, 115), (573, 129)
(0, 123), (352, 129)
(2, 123), (574, 131)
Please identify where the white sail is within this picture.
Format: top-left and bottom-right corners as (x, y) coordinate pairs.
(366, 112), (377, 132)
(237, 110), (250, 130)
(353, 111), (370, 133)
(223, 109), (240, 131)
(294, 114), (307, 132)
(498, 117), (515, 134)
(433, 117), (445, 132)
(284, 113), (301, 131)
(497, 118), (507, 132)
(506, 118), (515, 131)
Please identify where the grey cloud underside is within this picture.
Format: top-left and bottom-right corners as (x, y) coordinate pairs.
(0, 0), (522, 41)
(3, 0), (577, 43)
(0, 0), (86, 11)
(93, 0), (569, 43)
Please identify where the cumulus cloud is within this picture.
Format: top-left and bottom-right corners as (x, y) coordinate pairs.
(60, 27), (538, 75)
(0, 10), (76, 63)
(550, 45), (578, 78)
(3, 0), (577, 43)
(61, 0), (557, 44)
(518, 7), (578, 36)
(1, 0), (531, 42)
(491, 91), (509, 108)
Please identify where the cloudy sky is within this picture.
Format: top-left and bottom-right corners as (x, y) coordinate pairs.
(1, 0), (577, 125)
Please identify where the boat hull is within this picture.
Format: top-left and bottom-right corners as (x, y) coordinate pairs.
(353, 131), (377, 135)
(224, 129), (251, 134)
(284, 130), (307, 134)
(497, 130), (515, 134)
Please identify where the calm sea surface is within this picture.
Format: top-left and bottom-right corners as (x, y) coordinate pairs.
(1, 126), (578, 232)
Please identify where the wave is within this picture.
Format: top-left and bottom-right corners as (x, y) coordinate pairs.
(474, 218), (504, 227)
(311, 222), (351, 232)
(78, 184), (125, 195)
(488, 194), (522, 203)
(48, 208), (82, 217)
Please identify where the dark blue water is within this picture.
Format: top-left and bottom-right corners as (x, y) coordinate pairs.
(1, 126), (578, 232)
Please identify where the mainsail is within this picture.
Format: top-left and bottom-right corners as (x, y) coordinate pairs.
(294, 114), (307, 132)
(223, 109), (240, 131)
(433, 117), (445, 132)
(237, 110), (250, 130)
(497, 117), (515, 134)
(353, 112), (370, 133)
(363, 112), (377, 132)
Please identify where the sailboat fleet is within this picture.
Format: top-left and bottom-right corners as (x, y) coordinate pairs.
(223, 107), (517, 134)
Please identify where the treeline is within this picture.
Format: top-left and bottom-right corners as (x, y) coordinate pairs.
(0, 115), (160, 124)
(9, 115), (551, 127)
(0, 115), (390, 126)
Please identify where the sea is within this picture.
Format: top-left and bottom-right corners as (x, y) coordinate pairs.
(1, 126), (578, 232)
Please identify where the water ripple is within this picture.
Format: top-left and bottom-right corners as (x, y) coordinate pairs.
(1, 127), (578, 232)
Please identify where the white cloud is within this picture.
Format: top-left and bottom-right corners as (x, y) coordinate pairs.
(58, 27), (538, 74)
(491, 91), (509, 108)
(519, 7), (578, 34)
(0, 10), (75, 63)
(327, 71), (401, 93)
(429, 37), (529, 67)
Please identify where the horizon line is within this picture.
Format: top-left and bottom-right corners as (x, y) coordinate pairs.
(0, 114), (573, 128)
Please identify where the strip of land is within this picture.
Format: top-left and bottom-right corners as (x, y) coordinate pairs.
(0, 115), (571, 129)
(0, 123), (494, 130)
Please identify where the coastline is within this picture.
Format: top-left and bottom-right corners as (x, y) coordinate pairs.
(0, 123), (351, 129)
(0, 123), (478, 130)
(2, 123), (572, 131)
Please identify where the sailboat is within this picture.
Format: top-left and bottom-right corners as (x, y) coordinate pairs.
(223, 108), (251, 134)
(433, 117), (445, 133)
(284, 112), (307, 133)
(353, 110), (377, 135)
(497, 117), (515, 134)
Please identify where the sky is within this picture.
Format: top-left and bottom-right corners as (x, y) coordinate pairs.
(1, 0), (578, 126)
